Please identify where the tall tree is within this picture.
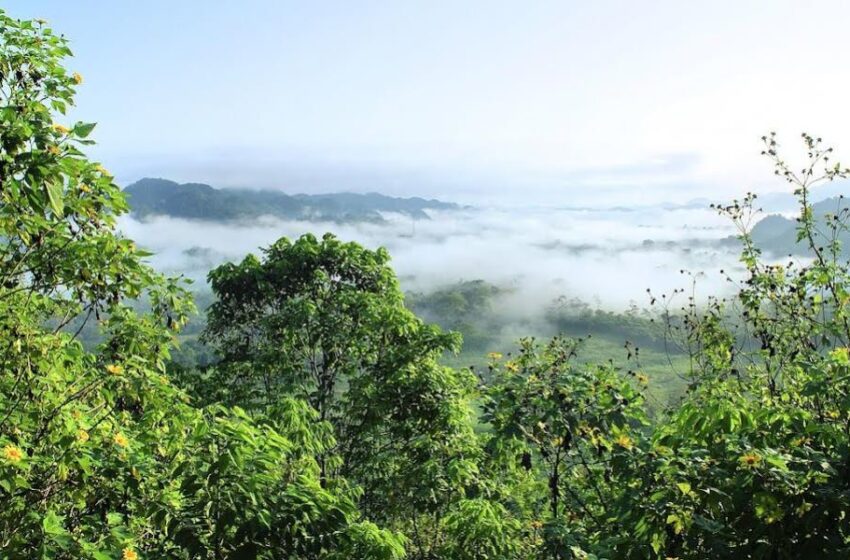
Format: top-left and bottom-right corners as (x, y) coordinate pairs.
(203, 234), (481, 539)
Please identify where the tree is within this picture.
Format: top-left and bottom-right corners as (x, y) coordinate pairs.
(0, 11), (404, 558)
(201, 233), (481, 551)
(0, 12), (190, 556)
(482, 337), (647, 557)
(166, 401), (406, 559)
(609, 135), (850, 558)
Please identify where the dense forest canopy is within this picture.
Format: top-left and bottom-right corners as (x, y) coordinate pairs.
(4, 10), (850, 560)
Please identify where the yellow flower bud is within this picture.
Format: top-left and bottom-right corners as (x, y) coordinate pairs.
(113, 432), (129, 448)
(615, 434), (633, 450)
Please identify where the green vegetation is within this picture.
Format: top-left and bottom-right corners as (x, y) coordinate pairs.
(406, 279), (506, 353)
(407, 283), (688, 407)
(5, 12), (850, 559)
(0, 14), (406, 559)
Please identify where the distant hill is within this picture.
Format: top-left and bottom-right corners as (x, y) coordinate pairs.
(753, 180), (850, 213)
(123, 178), (460, 223)
(748, 196), (850, 256)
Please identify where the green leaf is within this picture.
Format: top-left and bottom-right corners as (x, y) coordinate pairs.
(73, 121), (96, 138)
(650, 531), (665, 554)
(46, 180), (64, 217)
(765, 455), (789, 471)
(42, 511), (66, 535)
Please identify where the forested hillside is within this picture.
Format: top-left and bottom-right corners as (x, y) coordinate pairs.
(5, 12), (850, 560)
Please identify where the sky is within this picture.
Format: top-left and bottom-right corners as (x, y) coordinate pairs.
(5, 1), (850, 204)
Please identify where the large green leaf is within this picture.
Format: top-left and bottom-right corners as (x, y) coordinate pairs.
(45, 180), (64, 217)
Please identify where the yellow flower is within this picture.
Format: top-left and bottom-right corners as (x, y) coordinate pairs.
(122, 548), (138, 560)
(47, 145), (61, 156)
(96, 164), (111, 176)
(505, 361), (519, 373)
(2, 445), (23, 463)
(487, 352), (503, 360)
(530, 519), (543, 529)
(740, 452), (761, 468)
(72, 72), (83, 85)
(113, 432), (129, 448)
(636, 373), (649, 385)
(615, 434), (633, 450)
(106, 364), (124, 376)
(77, 430), (89, 443)
(52, 123), (71, 135)
(79, 183), (91, 193)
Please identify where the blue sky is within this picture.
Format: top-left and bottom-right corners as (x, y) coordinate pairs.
(4, 1), (850, 203)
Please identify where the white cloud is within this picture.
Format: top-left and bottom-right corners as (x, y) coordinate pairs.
(118, 203), (741, 313)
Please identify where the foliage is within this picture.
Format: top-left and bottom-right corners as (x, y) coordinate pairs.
(406, 279), (506, 352)
(166, 401), (407, 559)
(0, 11), (402, 559)
(482, 337), (647, 556)
(546, 298), (667, 352)
(199, 233), (481, 554)
(437, 499), (525, 560)
(9, 7), (850, 559)
(608, 134), (850, 558)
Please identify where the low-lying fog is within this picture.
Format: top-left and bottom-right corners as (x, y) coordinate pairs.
(118, 202), (744, 316)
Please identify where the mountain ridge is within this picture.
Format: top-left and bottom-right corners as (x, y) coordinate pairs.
(123, 177), (460, 223)
(748, 195), (850, 255)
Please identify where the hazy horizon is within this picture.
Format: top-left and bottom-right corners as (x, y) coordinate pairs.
(4, 1), (844, 314)
(6, 1), (850, 205)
